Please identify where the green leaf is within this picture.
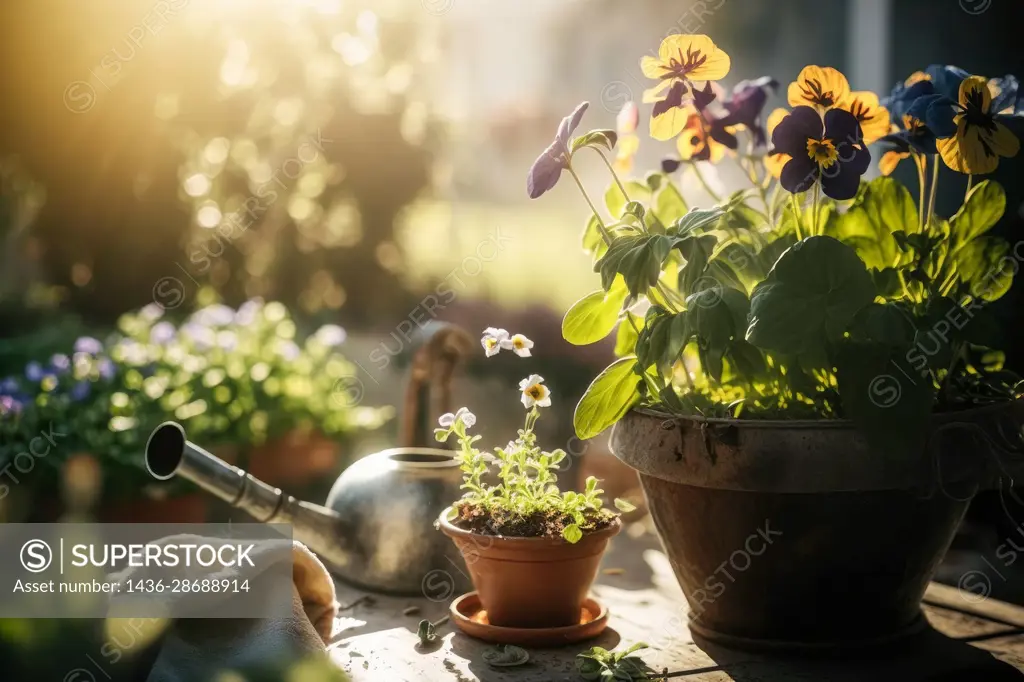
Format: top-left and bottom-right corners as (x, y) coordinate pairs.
(835, 341), (935, 458)
(562, 523), (583, 543)
(482, 644), (530, 667)
(847, 302), (916, 347)
(571, 129), (618, 154)
(595, 234), (673, 296)
(582, 214), (608, 258)
(955, 236), (1013, 302)
(671, 206), (726, 237)
(826, 176), (915, 270)
(654, 182), (688, 225)
(614, 498), (637, 512)
(574, 357), (642, 439)
(614, 313), (642, 357)
(676, 234), (718, 297)
(563, 284), (628, 345)
(950, 180), (1006, 249)
(747, 236), (876, 357)
(604, 181), (650, 219)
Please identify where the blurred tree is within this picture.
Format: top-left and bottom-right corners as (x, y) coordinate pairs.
(0, 0), (439, 326)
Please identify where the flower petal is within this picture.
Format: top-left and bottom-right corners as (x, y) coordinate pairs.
(879, 149), (908, 176)
(938, 119), (995, 174)
(556, 102), (590, 146)
(990, 120), (1021, 157)
(651, 106), (692, 141)
(642, 80), (672, 103)
(527, 142), (566, 199)
(779, 155), (818, 194)
(787, 66), (850, 111)
(771, 106), (823, 157)
(641, 55), (668, 80)
(840, 91), (891, 145)
(617, 102), (640, 135)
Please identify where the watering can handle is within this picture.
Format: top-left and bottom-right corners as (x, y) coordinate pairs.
(400, 322), (473, 449)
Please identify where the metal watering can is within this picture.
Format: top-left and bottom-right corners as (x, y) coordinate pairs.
(144, 323), (474, 596)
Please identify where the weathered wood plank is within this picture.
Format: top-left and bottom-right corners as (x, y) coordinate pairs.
(329, 529), (1024, 681)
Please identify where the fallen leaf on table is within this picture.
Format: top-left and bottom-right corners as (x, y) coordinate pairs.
(482, 644), (530, 667)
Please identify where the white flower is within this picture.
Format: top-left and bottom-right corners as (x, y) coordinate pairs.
(438, 406), (476, 428)
(314, 324), (347, 347)
(481, 327), (509, 357)
(519, 374), (552, 409)
(501, 333), (534, 357)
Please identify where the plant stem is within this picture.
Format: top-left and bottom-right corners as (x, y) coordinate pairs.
(595, 149), (631, 204)
(965, 173), (974, 201)
(915, 153), (927, 232)
(568, 166), (613, 245)
(735, 156), (775, 228)
(689, 161), (721, 203)
(789, 194), (804, 240)
(926, 154), (940, 229)
(811, 180), (821, 237)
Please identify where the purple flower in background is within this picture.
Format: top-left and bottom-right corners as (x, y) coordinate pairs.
(717, 77), (779, 148)
(70, 381), (92, 402)
(527, 102), (591, 199)
(26, 362), (44, 382)
(0, 395), (22, 416)
(97, 357), (116, 380)
(217, 330), (238, 351)
(315, 324), (347, 347)
(74, 336), (103, 355)
(278, 340), (301, 361)
(192, 304), (235, 327)
(181, 322), (215, 351)
(150, 321), (176, 345)
(139, 303), (164, 321)
(235, 298), (263, 326)
(50, 354), (71, 374)
(2, 377), (20, 394)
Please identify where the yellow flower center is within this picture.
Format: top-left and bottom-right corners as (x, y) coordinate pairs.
(513, 338), (524, 349)
(525, 385), (544, 400)
(485, 338), (498, 349)
(806, 139), (838, 168)
(666, 47), (707, 79)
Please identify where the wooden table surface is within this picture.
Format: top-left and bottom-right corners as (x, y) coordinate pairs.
(328, 526), (1024, 682)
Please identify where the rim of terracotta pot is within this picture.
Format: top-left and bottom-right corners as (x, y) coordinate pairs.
(438, 506), (622, 549)
(631, 397), (1022, 429)
(609, 399), (1024, 493)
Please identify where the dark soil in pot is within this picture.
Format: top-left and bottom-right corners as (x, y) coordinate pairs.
(439, 507), (621, 628)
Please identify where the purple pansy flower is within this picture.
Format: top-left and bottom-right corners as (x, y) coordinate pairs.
(772, 106), (870, 200)
(527, 102), (592, 199)
(0, 377), (18, 394)
(717, 77), (779, 148)
(74, 336), (103, 355)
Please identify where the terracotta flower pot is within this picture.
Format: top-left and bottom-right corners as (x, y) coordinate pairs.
(439, 508), (621, 628)
(609, 401), (1024, 651)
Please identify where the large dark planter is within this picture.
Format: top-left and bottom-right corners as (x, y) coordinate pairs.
(609, 401), (1024, 650)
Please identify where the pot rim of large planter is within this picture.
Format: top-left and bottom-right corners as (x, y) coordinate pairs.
(609, 398), (1024, 493)
(438, 505), (622, 550)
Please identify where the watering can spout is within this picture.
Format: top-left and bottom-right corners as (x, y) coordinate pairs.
(145, 421), (354, 575)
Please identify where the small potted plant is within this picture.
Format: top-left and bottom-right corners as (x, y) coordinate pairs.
(437, 328), (634, 629)
(528, 33), (1024, 647)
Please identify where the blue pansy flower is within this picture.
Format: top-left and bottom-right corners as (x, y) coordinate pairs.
(25, 361), (44, 382)
(70, 381), (92, 402)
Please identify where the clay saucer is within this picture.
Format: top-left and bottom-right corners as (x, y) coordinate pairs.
(449, 592), (609, 647)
